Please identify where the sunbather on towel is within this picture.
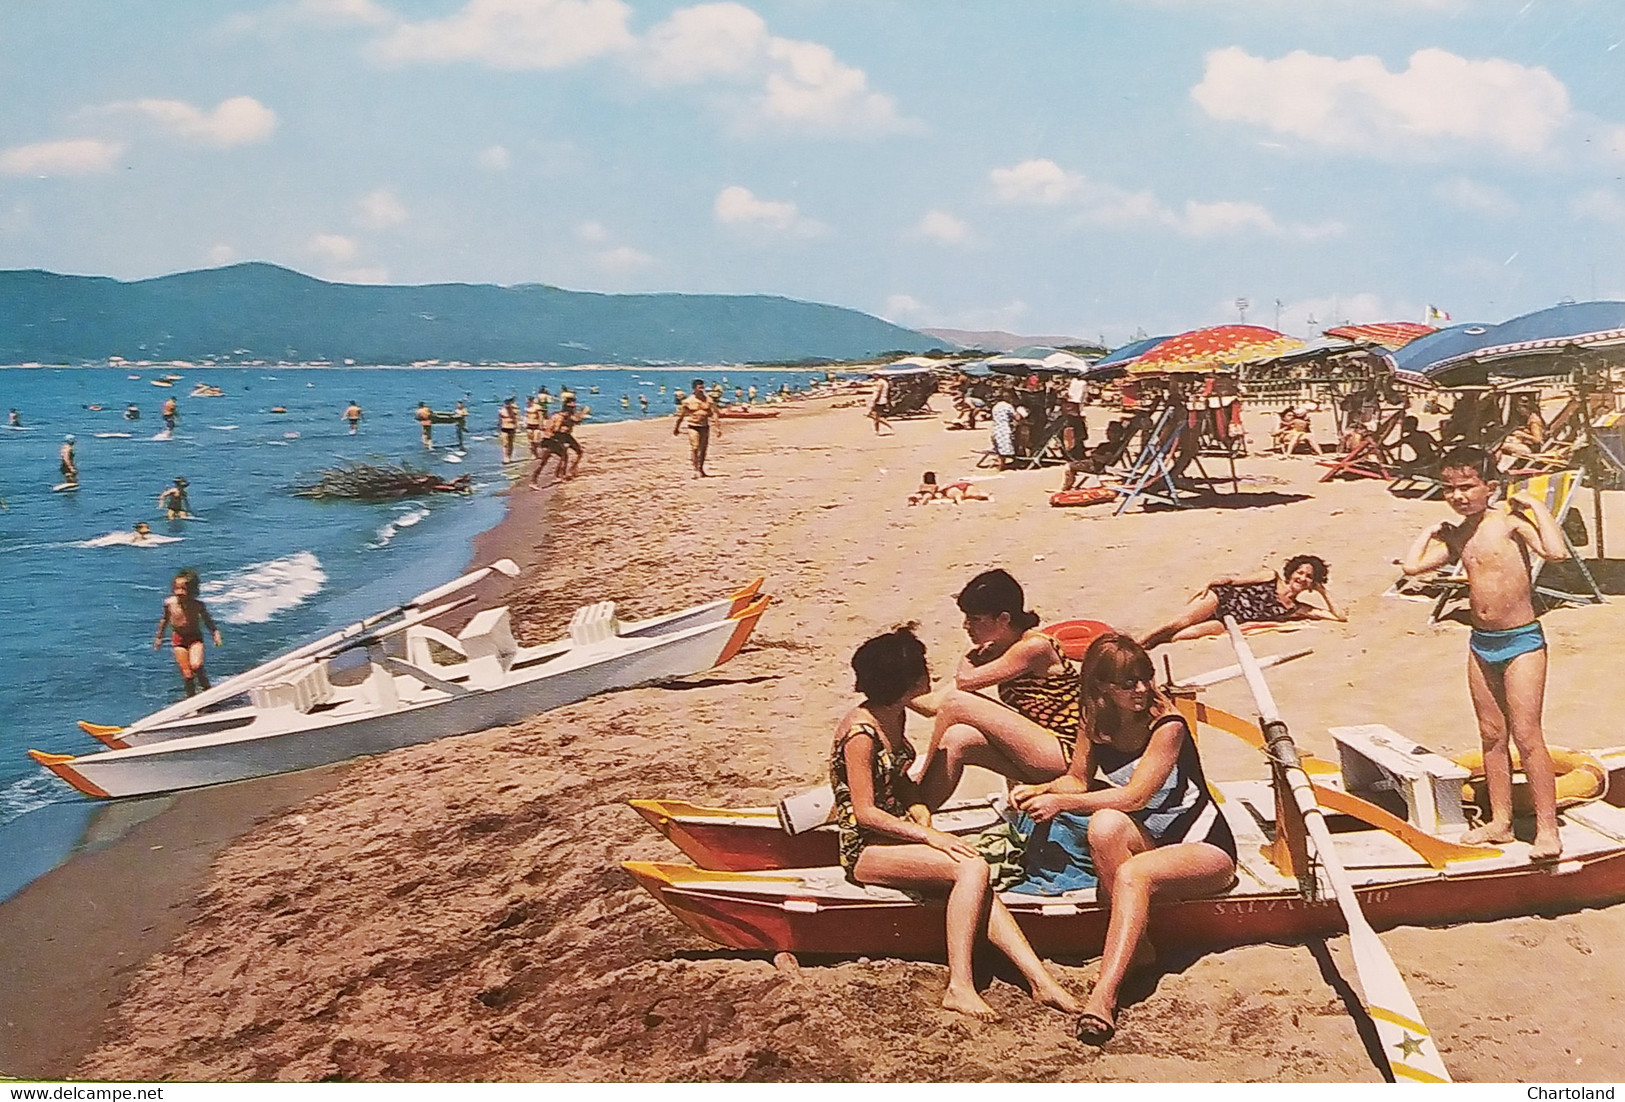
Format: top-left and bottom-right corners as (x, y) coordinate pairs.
(908, 570), (1079, 804)
(907, 471), (990, 506)
(831, 626), (1083, 1022)
(1010, 634), (1237, 1045)
(1138, 554), (1346, 650)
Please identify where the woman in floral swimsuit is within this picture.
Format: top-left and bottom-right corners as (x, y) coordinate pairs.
(1138, 554), (1345, 651)
(909, 569), (1081, 807)
(830, 626), (1082, 1021)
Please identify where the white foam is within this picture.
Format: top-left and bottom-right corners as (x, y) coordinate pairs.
(367, 505), (431, 549)
(0, 773), (64, 825)
(78, 531), (183, 548)
(93, 432), (132, 439)
(200, 551), (326, 624)
(210, 425), (238, 431)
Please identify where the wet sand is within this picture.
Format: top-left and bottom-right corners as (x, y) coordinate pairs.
(13, 394), (1625, 1081)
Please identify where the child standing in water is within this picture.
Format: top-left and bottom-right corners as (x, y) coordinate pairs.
(154, 568), (222, 698)
(1402, 445), (1569, 860)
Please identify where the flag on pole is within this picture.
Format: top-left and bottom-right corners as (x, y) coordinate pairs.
(1427, 304), (1451, 322)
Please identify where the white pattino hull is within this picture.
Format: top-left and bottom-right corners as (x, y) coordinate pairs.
(37, 599), (764, 799)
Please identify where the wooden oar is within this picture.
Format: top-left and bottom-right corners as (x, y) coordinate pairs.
(1223, 616), (1452, 1083)
(97, 558), (520, 739)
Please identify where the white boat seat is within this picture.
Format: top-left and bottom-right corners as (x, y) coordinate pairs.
(1329, 724), (1471, 834)
(249, 661), (336, 713)
(568, 601), (621, 646)
(405, 624), (468, 672)
(459, 606), (518, 686)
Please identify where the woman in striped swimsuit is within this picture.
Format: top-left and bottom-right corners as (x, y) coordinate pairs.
(1012, 634), (1238, 1045)
(910, 569), (1081, 808)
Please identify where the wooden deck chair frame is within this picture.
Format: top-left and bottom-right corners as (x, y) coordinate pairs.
(1427, 468), (1605, 622)
(1318, 406), (1405, 482)
(1112, 404), (1189, 515)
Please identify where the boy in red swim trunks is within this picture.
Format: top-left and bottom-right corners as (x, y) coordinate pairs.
(1402, 445), (1569, 860)
(154, 568), (222, 698)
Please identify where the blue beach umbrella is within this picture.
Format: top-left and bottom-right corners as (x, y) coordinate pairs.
(1082, 335), (1174, 380)
(1387, 301), (1625, 386)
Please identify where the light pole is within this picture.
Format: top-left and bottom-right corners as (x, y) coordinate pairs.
(1274, 298), (1285, 331)
(1235, 297), (1250, 323)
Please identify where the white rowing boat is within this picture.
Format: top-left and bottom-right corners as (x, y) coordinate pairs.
(32, 567), (769, 799)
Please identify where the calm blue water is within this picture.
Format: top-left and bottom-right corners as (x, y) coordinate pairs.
(0, 364), (823, 899)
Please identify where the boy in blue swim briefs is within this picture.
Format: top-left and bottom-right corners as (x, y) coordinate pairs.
(1402, 446), (1570, 860)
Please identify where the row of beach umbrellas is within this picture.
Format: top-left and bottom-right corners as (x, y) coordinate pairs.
(887, 300), (1625, 390)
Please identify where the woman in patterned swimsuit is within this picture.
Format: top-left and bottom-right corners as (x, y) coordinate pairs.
(831, 626), (1083, 1021)
(1138, 554), (1345, 651)
(1012, 634), (1238, 1045)
(909, 570), (1080, 808)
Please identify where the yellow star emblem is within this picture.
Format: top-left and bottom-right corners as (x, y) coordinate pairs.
(1394, 1033), (1427, 1058)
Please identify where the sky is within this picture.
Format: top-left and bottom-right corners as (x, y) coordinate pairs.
(2, 0), (1624, 346)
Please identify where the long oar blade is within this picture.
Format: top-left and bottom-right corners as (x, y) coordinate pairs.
(1223, 616), (1452, 1084)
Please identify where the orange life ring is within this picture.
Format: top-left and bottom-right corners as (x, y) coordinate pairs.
(1454, 745), (1605, 812)
(1039, 619), (1117, 660)
(1049, 487), (1115, 508)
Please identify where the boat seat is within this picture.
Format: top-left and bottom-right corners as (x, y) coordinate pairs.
(1328, 724), (1471, 834)
(459, 606), (518, 687)
(568, 601), (621, 647)
(405, 624), (468, 672)
(249, 661), (336, 713)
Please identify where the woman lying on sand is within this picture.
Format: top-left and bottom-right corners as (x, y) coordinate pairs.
(908, 570), (1077, 806)
(1138, 554), (1345, 651)
(907, 471), (990, 506)
(1011, 634), (1238, 1045)
(832, 626), (1083, 1021)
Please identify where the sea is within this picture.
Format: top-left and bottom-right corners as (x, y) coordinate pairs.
(0, 363), (827, 901)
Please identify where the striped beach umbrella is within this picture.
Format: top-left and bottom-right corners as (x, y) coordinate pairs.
(1128, 324), (1303, 375)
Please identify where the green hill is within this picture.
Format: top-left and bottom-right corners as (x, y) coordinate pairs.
(0, 263), (940, 366)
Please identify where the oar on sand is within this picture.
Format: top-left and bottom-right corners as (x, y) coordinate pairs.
(1223, 616), (1453, 1084)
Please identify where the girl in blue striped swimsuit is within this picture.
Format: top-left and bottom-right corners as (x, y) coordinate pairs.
(1011, 633), (1237, 1046)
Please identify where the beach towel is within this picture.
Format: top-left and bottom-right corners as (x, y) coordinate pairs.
(1008, 812), (1098, 895)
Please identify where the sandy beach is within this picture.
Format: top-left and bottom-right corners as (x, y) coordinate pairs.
(13, 394), (1625, 1082)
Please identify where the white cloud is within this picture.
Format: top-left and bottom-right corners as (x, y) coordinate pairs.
(308, 233), (359, 263)
(207, 243), (239, 266)
(713, 184), (824, 236)
(477, 144), (510, 171)
(637, 3), (909, 135)
(642, 2), (766, 84)
(1572, 188), (1625, 226)
(370, 0), (635, 69)
(883, 293), (929, 323)
(356, 187), (407, 229)
(1279, 292), (1398, 333)
(114, 96), (278, 147)
(576, 220), (608, 242)
(0, 138), (126, 176)
(296, 0), (393, 25)
(596, 245), (654, 271)
(913, 209), (969, 245)
(989, 158), (1340, 240)
(1433, 177), (1516, 217)
(990, 159), (1083, 205)
(1192, 46), (1571, 157)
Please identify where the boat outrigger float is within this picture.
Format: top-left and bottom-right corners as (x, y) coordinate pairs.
(33, 562), (769, 799)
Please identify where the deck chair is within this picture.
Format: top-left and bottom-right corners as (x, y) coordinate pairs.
(1112, 405), (1191, 515)
(1425, 468), (1605, 622)
(1318, 407), (1404, 482)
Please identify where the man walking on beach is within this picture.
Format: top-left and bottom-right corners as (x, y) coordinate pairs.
(497, 397), (520, 463)
(674, 378), (721, 477)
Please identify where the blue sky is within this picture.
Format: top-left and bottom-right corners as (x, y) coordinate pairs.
(2, 0), (1623, 345)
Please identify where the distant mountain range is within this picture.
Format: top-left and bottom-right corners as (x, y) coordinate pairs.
(0, 263), (944, 367)
(921, 327), (1104, 354)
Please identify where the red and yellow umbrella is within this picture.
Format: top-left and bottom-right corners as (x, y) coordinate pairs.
(1128, 324), (1303, 374)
